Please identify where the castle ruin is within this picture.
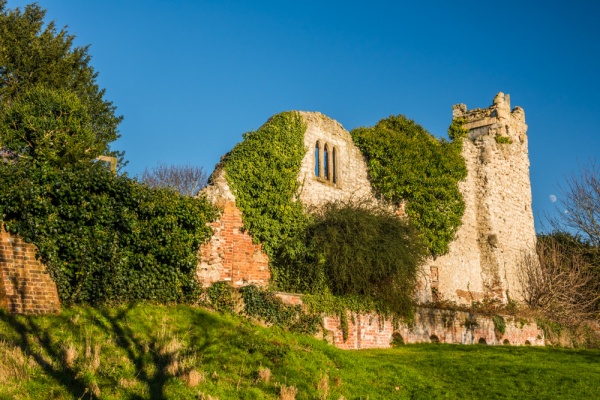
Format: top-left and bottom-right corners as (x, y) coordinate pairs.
(198, 92), (537, 305)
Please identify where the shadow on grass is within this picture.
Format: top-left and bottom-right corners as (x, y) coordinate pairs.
(0, 304), (230, 400)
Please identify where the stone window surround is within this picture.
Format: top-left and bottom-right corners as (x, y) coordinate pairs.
(314, 140), (341, 188)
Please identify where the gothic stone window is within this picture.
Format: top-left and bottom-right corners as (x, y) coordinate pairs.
(314, 140), (340, 187)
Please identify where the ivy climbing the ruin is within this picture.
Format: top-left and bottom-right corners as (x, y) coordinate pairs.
(222, 111), (309, 263)
(351, 115), (468, 256)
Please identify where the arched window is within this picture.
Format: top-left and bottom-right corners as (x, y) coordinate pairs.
(332, 147), (337, 184)
(314, 141), (320, 177)
(323, 145), (329, 180)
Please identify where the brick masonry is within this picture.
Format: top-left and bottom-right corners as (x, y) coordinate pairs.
(197, 200), (270, 287)
(276, 292), (543, 349)
(0, 228), (60, 314)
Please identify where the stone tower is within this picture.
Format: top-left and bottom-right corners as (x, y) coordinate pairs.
(426, 93), (536, 304)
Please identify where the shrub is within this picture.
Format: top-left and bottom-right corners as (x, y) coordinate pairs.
(0, 161), (216, 304)
(280, 201), (426, 318)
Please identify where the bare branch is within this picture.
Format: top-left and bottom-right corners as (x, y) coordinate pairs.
(140, 163), (208, 196)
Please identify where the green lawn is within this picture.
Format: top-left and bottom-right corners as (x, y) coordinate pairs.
(0, 304), (598, 399)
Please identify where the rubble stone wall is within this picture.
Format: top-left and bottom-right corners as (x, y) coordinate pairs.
(296, 112), (375, 208)
(422, 93), (536, 304)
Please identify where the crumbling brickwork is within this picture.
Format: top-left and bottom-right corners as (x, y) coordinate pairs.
(197, 200), (270, 287)
(0, 229), (60, 314)
(322, 307), (543, 349)
(275, 294), (542, 349)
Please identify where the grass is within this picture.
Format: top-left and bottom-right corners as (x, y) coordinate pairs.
(0, 303), (598, 399)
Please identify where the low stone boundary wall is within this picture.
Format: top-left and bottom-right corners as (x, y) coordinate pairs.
(275, 293), (544, 349)
(0, 229), (60, 314)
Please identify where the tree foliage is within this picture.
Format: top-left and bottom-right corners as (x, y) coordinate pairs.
(141, 163), (208, 196)
(0, 2), (217, 305)
(351, 115), (467, 256)
(0, 86), (104, 167)
(0, 1), (122, 161)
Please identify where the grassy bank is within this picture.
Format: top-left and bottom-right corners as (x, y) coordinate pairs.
(0, 304), (598, 399)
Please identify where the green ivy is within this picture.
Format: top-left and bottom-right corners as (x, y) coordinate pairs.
(495, 136), (513, 144)
(0, 162), (216, 305)
(222, 111), (309, 278)
(240, 285), (320, 334)
(492, 315), (507, 338)
(351, 115), (468, 256)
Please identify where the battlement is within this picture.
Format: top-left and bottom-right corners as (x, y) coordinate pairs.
(452, 92), (527, 143)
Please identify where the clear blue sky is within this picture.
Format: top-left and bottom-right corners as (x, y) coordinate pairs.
(7, 0), (600, 232)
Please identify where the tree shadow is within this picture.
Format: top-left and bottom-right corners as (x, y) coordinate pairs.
(0, 304), (226, 399)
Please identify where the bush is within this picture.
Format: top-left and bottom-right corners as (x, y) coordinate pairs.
(278, 201), (426, 318)
(0, 161), (216, 304)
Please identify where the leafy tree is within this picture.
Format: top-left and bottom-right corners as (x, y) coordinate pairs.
(351, 115), (467, 256)
(0, 0), (122, 161)
(1, 86), (103, 168)
(0, 2), (217, 305)
(141, 163), (208, 196)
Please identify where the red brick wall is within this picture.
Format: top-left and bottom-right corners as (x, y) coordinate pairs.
(0, 229), (60, 314)
(322, 307), (544, 349)
(275, 294), (544, 349)
(197, 200), (270, 287)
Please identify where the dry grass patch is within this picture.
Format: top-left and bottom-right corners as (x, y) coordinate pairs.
(0, 340), (32, 381)
(279, 384), (298, 400)
(119, 377), (138, 389)
(182, 369), (205, 387)
(258, 366), (271, 383)
(62, 343), (78, 369)
(317, 373), (329, 400)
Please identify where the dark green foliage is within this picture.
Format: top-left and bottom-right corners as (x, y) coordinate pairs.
(240, 285), (320, 334)
(0, 161), (216, 304)
(280, 202), (426, 319)
(351, 115), (467, 256)
(223, 111), (308, 261)
(1, 86), (105, 167)
(206, 281), (237, 313)
(492, 315), (506, 337)
(0, 1), (122, 161)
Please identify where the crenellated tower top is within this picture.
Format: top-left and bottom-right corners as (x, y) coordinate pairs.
(452, 92), (527, 144)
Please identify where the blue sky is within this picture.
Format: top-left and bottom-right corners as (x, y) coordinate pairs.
(7, 0), (600, 231)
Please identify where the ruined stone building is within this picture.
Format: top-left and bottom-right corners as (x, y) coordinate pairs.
(198, 92), (537, 305)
